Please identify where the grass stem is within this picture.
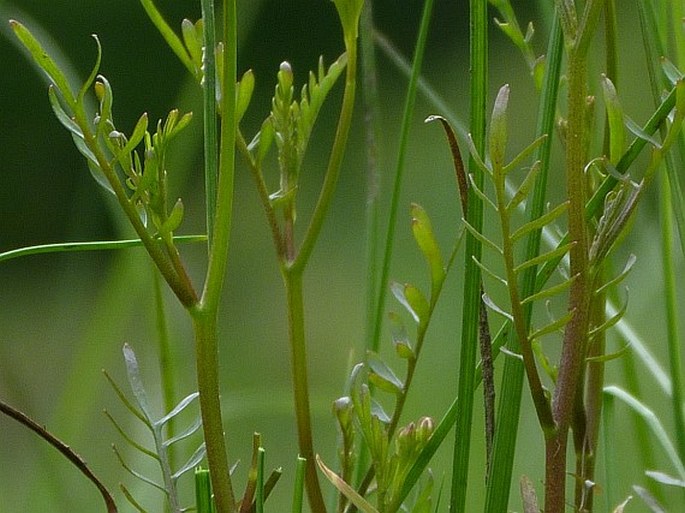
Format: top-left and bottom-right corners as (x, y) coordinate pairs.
(449, 0), (487, 510)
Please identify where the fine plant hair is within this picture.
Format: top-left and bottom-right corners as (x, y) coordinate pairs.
(2, 1), (685, 513)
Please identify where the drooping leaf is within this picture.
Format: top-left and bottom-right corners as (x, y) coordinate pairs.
(632, 486), (664, 513)
(625, 115), (661, 148)
(605, 386), (685, 480)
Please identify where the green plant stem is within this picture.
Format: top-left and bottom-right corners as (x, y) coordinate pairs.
(190, 0), (238, 511)
(360, 0), (381, 370)
(496, 175), (555, 431)
(358, 0), (381, 491)
(191, 308), (237, 513)
(660, 172), (685, 463)
(484, 14), (563, 512)
(545, 39), (593, 513)
(201, 0), (237, 312)
(281, 270), (327, 513)
(200, 0), (219, 247)
(449, 0), (487, 511)
(399, 68), (676, 509)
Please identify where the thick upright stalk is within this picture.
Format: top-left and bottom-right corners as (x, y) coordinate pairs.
(191, 309), (237, 513)
(282, 270), (327, 513)
(192, 0), (238, 510)
(545, 50), (592, 513)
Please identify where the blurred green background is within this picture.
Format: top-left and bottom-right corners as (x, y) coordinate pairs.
(1, 1), (683, 511)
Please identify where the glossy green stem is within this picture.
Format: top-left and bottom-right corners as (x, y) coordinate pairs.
(191, 308), (236, 513)
(449, 0), (486, 511)
(282, 270), (327, 513)
(660, 172), (685, 463)
(200, 0), (218, 247)
(192, 0), (238, 511)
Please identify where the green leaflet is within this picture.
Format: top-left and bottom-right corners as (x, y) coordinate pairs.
(410, 203), (446, 295)
(10, 20), (77, 110)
